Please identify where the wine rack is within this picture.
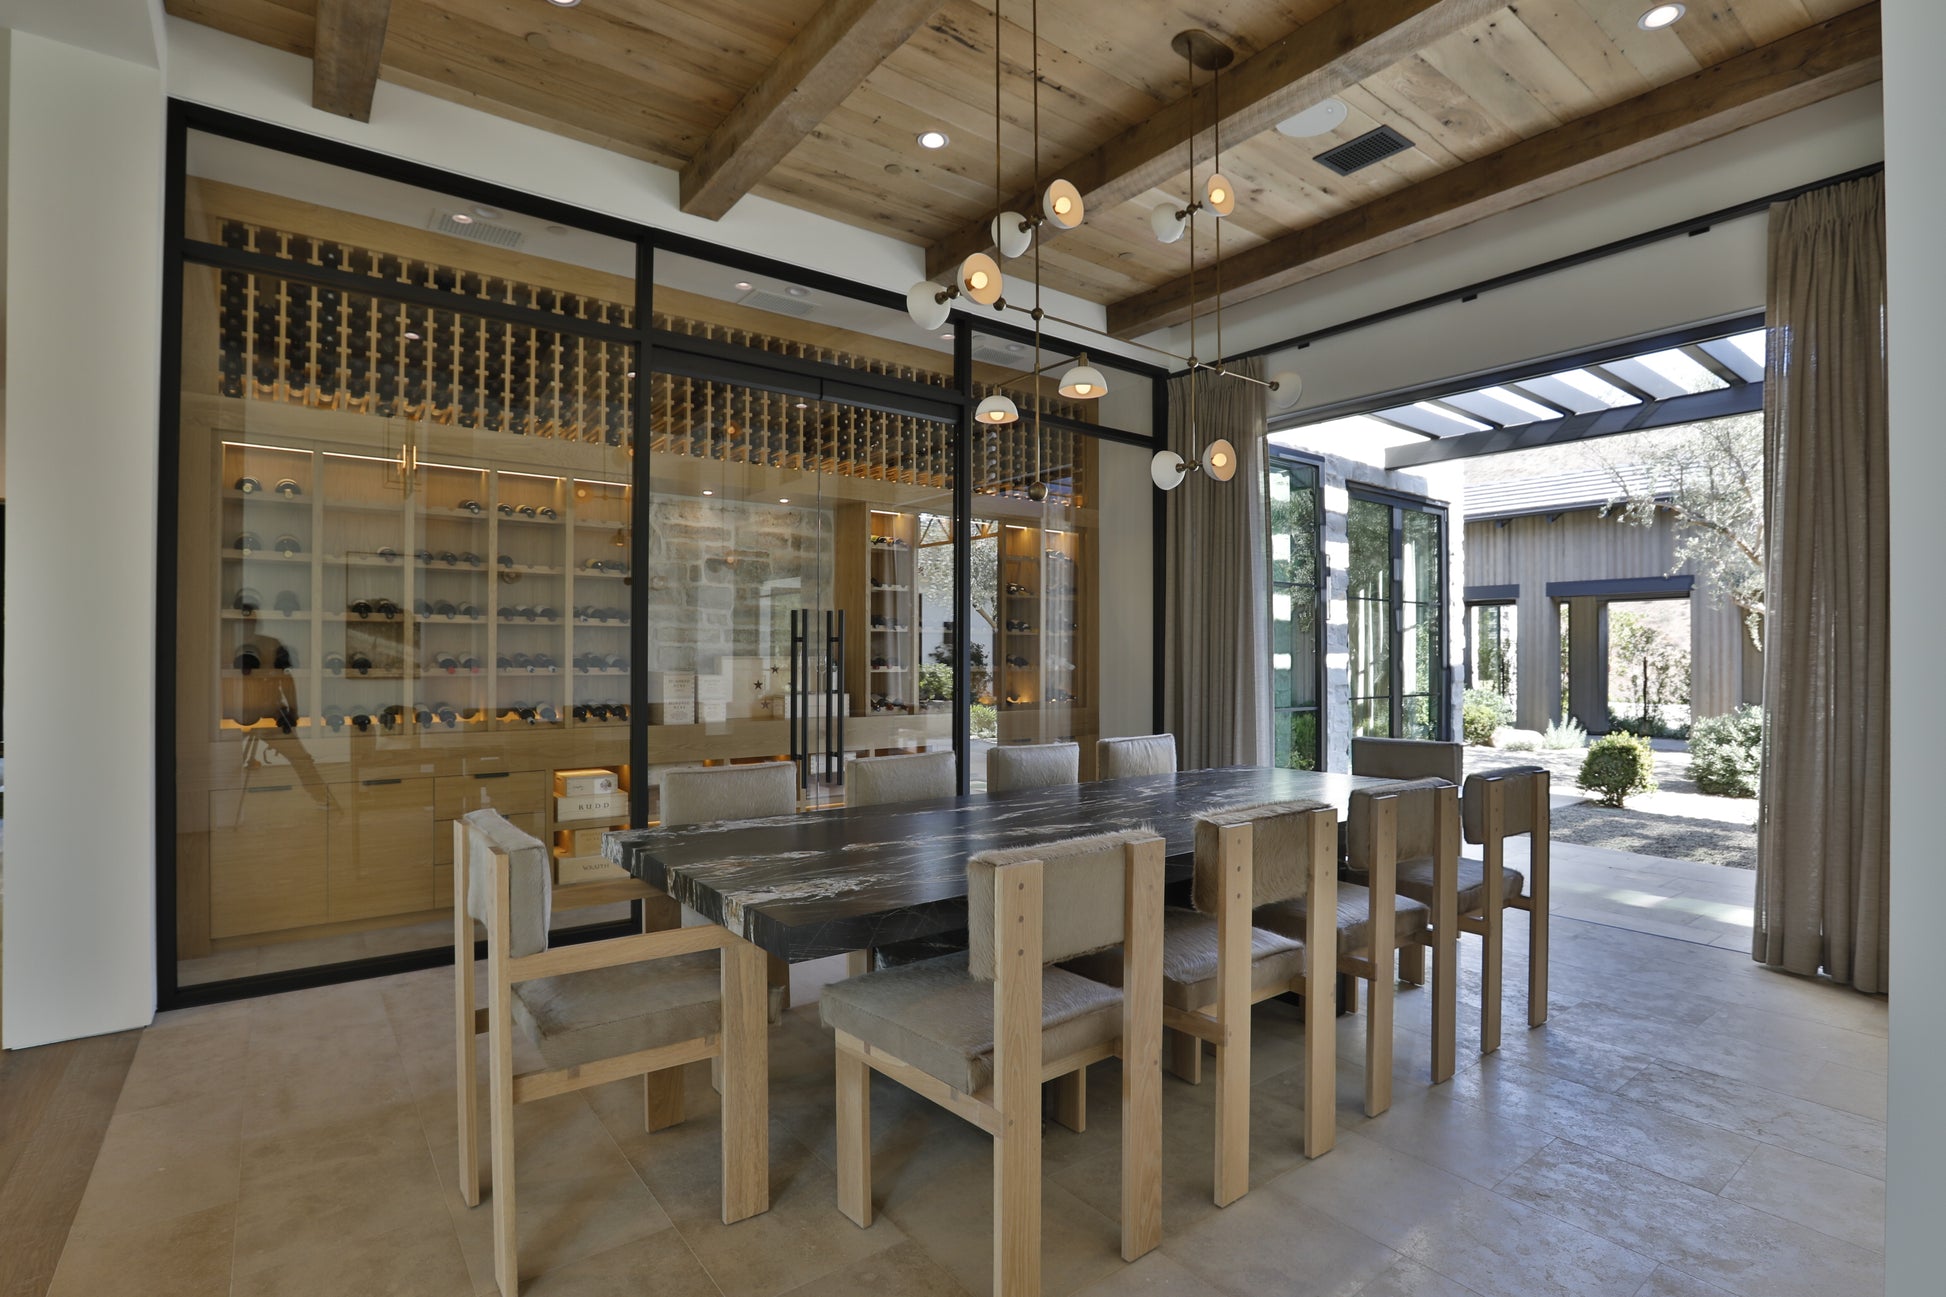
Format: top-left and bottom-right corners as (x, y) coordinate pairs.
(210, 216), (1096, 503)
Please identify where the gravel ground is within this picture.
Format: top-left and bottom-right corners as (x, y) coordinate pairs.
(1464, 744), (1758, 870)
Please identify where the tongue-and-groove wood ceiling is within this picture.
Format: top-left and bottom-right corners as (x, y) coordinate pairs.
(168, 0), (1882, 335)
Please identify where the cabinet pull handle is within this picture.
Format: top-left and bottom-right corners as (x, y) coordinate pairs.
(247, 785), (295, 793)
(362, 777), (403, 786)
(471, 772), (511, 780)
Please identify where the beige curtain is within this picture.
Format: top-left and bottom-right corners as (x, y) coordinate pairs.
(1164, 356), (1270, 769)
(1754, 173), (1890, 993)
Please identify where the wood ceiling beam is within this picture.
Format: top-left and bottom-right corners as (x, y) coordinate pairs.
(1109, 3), (1882, 336)
(922, 0), (1502, 280)
(680, 0), (946, 220)
(311, 0), (394, 123)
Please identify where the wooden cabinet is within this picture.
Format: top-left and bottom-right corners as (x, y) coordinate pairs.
(328, 776), (439, 922)
(434, 771), (548, 820)
(208, 785), (329, 939)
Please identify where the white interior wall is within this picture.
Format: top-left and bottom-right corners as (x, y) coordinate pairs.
(1, 30), (165, 1048)
(1153, 87), (1883, 416)
(1883, 0), (1945, 1290)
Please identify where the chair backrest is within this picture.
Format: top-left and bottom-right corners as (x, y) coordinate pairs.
(1462, 767), (1548, 844)
(1192, 799), (1332, 911)
(462, 809), (552, 958)
(966, 829), (1158, 977)
(1351, 737), (1464, 786)
(847, 749), (956, 808)
(1347, 778), (1454, 867)
(1097, 734), (1178, 781)
(985, 740), (1079, 795)
(660, 761), (797, 828)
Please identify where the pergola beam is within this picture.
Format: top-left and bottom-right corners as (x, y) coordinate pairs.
(311, 0), (394, 123)
(1109, 3), (1882, 336)
(681, 0), (946, 220)
(922, 0), (1501, 279)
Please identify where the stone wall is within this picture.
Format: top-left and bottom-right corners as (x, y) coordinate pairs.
(642, 495), (832, 675)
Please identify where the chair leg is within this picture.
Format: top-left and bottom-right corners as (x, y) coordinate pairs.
(487, 974), (519, 1294)
(645, 1069), (685, 1132)
(835, 1045), (873, 1228)
(1213, 1019), (1250, 1207)
(1051, 1066), (1087, 1133)
(1301, 973), (1335, 1158)
(1167, 1027), (1203, 1084)
(720, 937), (771, 1225)
(454, 880), (481, 1208)
(846, 949), (872, 977)
(1482, 908), (1504, 1056)
(1528, 899), (1549, 1029)
(1363, 968), (1393, 1118)
(1397, 944), (1426, 986)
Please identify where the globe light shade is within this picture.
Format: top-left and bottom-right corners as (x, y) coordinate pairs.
(1150, 201), (1186, 244)
(990, 211), (1033, 259)
(959, 252), (1003, 305)
(1150, 449), (1187, 491)
(1204, 172), (1237, 217)
(1042, 179), (1084, 230)
(1200, 438), (1238, 482)
(906, 280), (951, 331)
(975, 393), (1020, 425)
(1268, 370), (1305, 411)
(1057, 360), (1107, 400)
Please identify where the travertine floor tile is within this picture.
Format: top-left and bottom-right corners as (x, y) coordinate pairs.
(1719, 1142), (1885, 1253)
(66, 1094), (242, 1235)
(47, 1202), (235, 1297)
(1617, 1060), (1885, 1179)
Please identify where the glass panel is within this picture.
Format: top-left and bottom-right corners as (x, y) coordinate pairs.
(175, 140), (640, 989)
(1347, 497), (1393, 737)
(1469, 604), (1518, 700)
(1400, 506), (1443, 740)
(1268, 458), (1322, 771)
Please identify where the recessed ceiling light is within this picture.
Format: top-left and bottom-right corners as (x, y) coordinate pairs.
(734, 281), (753, 291)
(939, 332), (953, 341)
(450, 212), (474, 225)
(1275, 98), (1349, 138)
(702, 489), (714, 496)
(546, 0), (581, 7)
(785, 286), (809, 298)
(473, 205), (501, 219)
(1637, 3), (1684, 29)
(545, 223), (569, 235)
(917, 130), (949, 150)
(779, 498), (790, 504)
(794, 401), (809, 409)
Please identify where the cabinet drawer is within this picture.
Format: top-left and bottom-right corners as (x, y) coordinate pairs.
(329, 776), (438, 922)
(435, 770), (547, 820)
(209, 785), (328, 939)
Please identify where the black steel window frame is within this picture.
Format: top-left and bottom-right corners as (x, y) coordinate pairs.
(1346, 484), (1450, 742)
(1266, 449), (1326, 770)
(156, 99), (1166, 1008)
(1463, 596), (1518, 698)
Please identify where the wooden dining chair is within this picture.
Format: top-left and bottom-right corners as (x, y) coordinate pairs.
(1066, 800), (1337, 1206)
(821, 829), (1166, 1297)
(1096, 734), (1178, 780)
(1459, 766), (1552, 1051)
(453, 810), (770, 1296)
(847, 749), (956, 808)
(1348, 740), (1463, 987)
(985, 740), (1079, 794)
(1255, 781), (1459, 1115)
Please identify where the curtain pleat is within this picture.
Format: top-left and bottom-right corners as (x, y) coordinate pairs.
(1163, 356), (1270, 769)
(1754, 173), (1890, 993)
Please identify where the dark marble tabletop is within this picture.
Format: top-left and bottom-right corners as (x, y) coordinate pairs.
(605, 766), (1380, 963)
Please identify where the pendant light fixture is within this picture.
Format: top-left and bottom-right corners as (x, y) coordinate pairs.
(1147, 29), (1289, 493)
(1057, 354), (1107, 399)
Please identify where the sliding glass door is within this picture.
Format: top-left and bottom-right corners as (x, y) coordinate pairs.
(1268, 456), (1323, 769)
(1347, 492), (1447, 740)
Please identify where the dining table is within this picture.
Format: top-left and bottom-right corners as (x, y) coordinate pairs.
(604, 765), (1386, 965)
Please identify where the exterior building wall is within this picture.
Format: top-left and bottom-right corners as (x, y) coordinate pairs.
(1463, 508), (1757, 732)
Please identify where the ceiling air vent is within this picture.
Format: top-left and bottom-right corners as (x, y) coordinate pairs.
(1313, 125), (1414, 176)
(426, 210), (525, 249)
(737, 288), (815, 318)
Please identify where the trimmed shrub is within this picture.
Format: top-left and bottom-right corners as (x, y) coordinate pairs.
(1690, 704), (1763, 798)
(1463, 689), (1513, 746)
(1542, 718), (1588, 750)
(1578, 733), (1657, 807)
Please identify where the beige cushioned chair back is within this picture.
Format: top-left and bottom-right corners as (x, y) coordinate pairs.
(1097, 734), (1178, 781)
(1192, 799), (1330, 912)
(1347, 778), (1452, 866)
(985, 740), (1080, 795)
(848, 749), (956, 808)
(463, 809), (553, 959)
(660, 761), (797, 828)
(1351, 737), (1463, 786)
(966, 829), (1156, 980)
(1462, 767), (1546, 843)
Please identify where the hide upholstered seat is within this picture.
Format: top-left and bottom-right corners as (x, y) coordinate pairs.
(1096, 733), (1178, 781)
(985, 740), (1080, 794)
